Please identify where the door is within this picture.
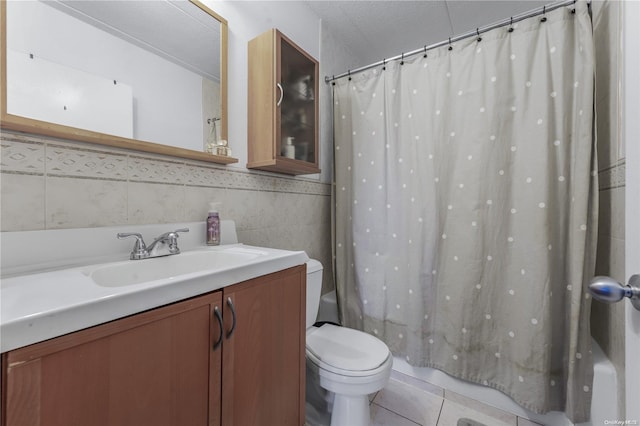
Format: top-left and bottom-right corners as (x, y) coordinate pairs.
(624, 1), (640, 421)
(221, 266), (306, 426)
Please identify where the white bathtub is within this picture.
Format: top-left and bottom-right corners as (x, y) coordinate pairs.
(318, 291), (618, 426)
(393, 339), (617, 426)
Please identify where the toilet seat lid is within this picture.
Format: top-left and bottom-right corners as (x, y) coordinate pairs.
(306, 324), (390, 372)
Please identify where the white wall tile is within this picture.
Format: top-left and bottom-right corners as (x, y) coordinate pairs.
(46, 143), (128, 179)
(128, 156), (186, 184)
(183, 186), (228, 222)
(46, 176), (127, 228)
(593, 0), (623, 166)
(1, 173), (45, 231)
(127, 182), (185, 225)
(595, 92), (620, 169)
(1, 139), (45, 174)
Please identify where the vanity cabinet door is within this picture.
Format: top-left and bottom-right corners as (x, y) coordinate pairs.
(221, 265), (306, 426)
(2, 292), (223, 426)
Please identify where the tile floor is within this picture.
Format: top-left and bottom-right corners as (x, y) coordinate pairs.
(369, 370), (543, 426)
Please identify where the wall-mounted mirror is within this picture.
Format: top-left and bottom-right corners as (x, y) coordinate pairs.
(1, 0), (235, 164)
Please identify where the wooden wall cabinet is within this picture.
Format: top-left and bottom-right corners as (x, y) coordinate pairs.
(247, 29), (320, 175)
(1, 265), (306, 426)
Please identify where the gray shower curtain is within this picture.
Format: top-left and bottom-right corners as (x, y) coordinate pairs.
(333, 1), (597, 422)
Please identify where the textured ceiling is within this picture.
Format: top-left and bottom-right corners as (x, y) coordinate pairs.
(305, 0), (553, 67)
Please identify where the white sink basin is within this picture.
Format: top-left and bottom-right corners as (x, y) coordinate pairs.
(88, 247), (266, 287)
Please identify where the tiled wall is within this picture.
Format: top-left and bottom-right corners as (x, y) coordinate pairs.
(590, 0), (626, 418)
(0, 130), (334, 294)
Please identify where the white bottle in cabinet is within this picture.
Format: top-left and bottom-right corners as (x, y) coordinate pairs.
(282, 136), (296, 158)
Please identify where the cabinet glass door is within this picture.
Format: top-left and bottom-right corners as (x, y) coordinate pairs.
(278, 36), (316, 165)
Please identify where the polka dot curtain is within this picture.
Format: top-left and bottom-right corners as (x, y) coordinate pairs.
(333, 2), (596, 422)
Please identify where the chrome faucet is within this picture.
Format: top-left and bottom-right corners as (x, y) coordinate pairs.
(147, 228), (189, 257)
(117, 228), (189, 260)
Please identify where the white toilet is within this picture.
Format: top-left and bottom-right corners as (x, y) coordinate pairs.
(305, 259), (392, 426)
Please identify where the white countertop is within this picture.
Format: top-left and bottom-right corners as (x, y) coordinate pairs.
(0, 222), (308, 353)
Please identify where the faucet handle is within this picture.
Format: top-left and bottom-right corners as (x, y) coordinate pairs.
(117, 232), (149, 260)
(166, 228), (189, 253)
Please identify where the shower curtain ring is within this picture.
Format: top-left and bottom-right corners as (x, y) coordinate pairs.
(448, 37), (453, 51)
(476, 28), (482, 42)
(401, 53), (404, 65)
(348, 70), (351, 81)
(541, 6), (547, 22)
(508, 17), (514, 32)
(423, 45), (428, 58)
(383, 59), (386, 71)
(571, 0), (576, 14)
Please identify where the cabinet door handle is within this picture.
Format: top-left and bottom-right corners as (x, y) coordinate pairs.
(213, 306), (223, 351)
(276, 83), (284, 107)
(226, 297), (237, 339)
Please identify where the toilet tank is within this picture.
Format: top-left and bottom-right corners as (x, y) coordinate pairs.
(306, 259), (323, 329)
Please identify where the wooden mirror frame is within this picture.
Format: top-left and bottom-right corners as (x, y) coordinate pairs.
(0, 0), (235, 165)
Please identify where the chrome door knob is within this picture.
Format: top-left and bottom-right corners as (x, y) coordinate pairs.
(589, 275), (640, 311)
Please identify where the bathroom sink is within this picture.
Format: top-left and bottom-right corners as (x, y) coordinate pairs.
(88, 247), (267, 287)
(1, 221), (310, 353)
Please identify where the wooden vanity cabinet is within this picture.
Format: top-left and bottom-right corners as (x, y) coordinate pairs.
(1, 265), (306, 426)
(247, 28), (320, 175)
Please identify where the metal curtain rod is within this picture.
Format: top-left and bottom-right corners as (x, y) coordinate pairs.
(325, 0), (582, 83)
